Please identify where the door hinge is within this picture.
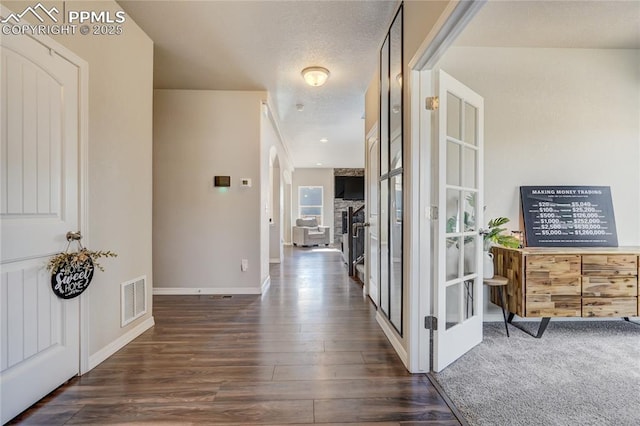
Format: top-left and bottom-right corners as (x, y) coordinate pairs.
(424, 315), (438, 330)
(427, 206), (438, 220)
(425, 96), (439, 111)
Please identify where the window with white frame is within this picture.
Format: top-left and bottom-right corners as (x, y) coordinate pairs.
(298, 186), (323, 225)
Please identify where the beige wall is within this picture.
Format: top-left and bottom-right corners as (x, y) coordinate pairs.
(292, 168), (335, 242)
(440, 47), (640, 246)
(404, 0), (451, 65)
(364, 70), (380, 137)
(154, 90), (266, 292)
(46, 1), (154, 357)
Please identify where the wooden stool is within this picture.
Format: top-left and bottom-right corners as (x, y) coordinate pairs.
(484, 275), (510, 337)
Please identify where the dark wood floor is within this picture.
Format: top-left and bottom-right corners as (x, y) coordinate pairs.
(11, 247), (461, 425)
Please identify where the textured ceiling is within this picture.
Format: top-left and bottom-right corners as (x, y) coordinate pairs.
(118, 0), (399, 169)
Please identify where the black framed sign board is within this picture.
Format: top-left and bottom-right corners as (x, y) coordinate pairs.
(520, 186), (618, 247)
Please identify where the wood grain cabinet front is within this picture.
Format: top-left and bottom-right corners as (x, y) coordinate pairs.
(525, 255), (581, 317)
(581, 255), (638, 317)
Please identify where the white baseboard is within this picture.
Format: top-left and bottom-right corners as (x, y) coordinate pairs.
(153, 287), (262, 295)
(87, 316), (155, 372)
(269, 258), (281, 264)
(376, 311), (409, 370)
(261, 275), (271, 293)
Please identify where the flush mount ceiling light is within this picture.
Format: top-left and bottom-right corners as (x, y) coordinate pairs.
(301, 66), (330, 87)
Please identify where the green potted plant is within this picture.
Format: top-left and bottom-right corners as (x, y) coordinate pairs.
(483, 217), (520, 251)
(482, 217), (520, 279)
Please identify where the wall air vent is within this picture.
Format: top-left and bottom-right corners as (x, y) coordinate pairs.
(121, 276), (147, 327)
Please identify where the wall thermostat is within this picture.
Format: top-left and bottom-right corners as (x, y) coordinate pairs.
(214, 176), (231, 187)
(240, 178), (252, 188)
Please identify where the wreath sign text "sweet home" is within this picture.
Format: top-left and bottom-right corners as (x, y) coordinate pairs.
(51, 257), (95, 299)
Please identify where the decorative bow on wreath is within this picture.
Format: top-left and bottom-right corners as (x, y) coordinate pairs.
(46, 232), (117, 299)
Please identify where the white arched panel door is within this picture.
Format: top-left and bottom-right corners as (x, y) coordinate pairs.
(1, 28), (84, 422)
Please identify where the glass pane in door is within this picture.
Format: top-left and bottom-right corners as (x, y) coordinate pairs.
(464, 102), (478, 146)
(462, 191), (477, 232)
(379, 179), (389, 315)
(446, 93), (461, 140)
(445, 283), (462, 330)
(389, 10), (402, 172)
(463, 147), (477, 189)
(446, 189), (462, 234)
(389, 174), (402, 331)
(446, 237), (462, 281)
(380, 36), (389, 176)
(446, 141), (461, 186)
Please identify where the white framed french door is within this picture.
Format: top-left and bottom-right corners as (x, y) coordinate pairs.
(433, 70), (484, 372)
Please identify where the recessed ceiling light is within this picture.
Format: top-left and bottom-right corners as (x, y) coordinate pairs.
(320, 138), (328, 143)
(316, 162), (323, 166)
(296, 103), (304, 111)
(301, 66), (330, 87)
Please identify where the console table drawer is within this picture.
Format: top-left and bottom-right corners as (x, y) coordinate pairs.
(582, 255), (638, 276)
(582, 297), (638, 317)
(526, 255), (581, 275)
(525, 276), (581, 296)
(526, 295), (581, 317)
(582, 276), (638, 297)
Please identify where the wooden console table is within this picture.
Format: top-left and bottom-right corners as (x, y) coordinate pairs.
(491, 246), (640, 337)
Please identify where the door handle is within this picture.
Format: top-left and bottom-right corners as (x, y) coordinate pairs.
(363, 222), (371, 227)
(66, 231), (82, 241)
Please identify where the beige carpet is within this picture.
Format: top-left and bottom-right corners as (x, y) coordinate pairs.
(433, 320), (640, 426)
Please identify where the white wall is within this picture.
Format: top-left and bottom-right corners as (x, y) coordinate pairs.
(154, 90), (266, 293)
(292, 168), (335, 242)
(50, 1), (154, 359)
(440, 47), (640, 246)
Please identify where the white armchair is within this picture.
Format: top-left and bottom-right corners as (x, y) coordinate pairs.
(292, 218), (330, 247)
